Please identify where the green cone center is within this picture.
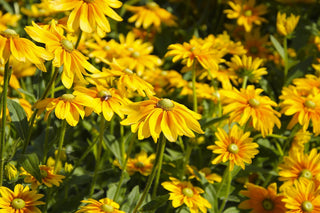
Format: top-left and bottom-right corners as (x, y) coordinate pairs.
(262, 199), (274, 210)
(244, 9), (253, 17)
(304, 100), (316, 109)
(227, 143), (239, 154)
(182, 187), (194, 198)
(301, 200), (313, 212)
(299, 169), (313, 180)
(98, 90), (112, 101)
(11, 198), (25, 209)
(100, 204), (114, 212)
(248, 98), (260, 107)
(0, 29), (19, 38)
(61, 94), (75, 101)
(40, 169), (48, 178)
(123, 68), (133, 75)
(146, 2), (158, 9)
(61, 39), (74, 52)
(135, 161), (145, 168)
(157, 98), (175, 111)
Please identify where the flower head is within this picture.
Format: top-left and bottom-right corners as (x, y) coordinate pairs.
(162, 177), (212, 213)
(120, 97), (204, 142)
(207, 125), (259, 171)
(126, 150), (155, 176)
(76, 198), (124, 213)
(0, 184), (45, 212)
(238, 183), (286, 213)
(187, 166), (222, 184)
(277, 12), (300, 37)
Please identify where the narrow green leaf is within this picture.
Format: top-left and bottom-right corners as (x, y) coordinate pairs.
(140, 194), (170, 211)
(18, 153), (42, 183)
(0, 0), (13, 13)
(7, 99), (29, 140)
(223, 207), (240, 213)
(270, 35), (285, 60)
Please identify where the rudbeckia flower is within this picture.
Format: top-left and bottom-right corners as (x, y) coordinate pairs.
(277, 12), (300, 37)
(76, 197), (124, 213)
(0, 28), (53, 71)
(0, 184), (44, 212)
(207, 125), (259, 171)
(221, 85), (281, 137)
(50, 0), (123, 37)
(126, 150), (155, 176)
(25, 21), (100, 88)
(238, 183), (286, 213)
(0, 11), (21, 31)
(187, 166), (222, 184)
(162, 177), (212, 213)
(120, 96), (204, 142)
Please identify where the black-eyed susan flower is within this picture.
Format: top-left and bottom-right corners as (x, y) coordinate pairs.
(278, 148), (320, 190)
(207, 125), (259, 171)
(21, 165), (65, 190)
(244, 29), (270, 59)
(290, 130), (311, 152)
(25, 21), (100, 89)
(238, 183), (286, 213)
(73, 85), (128, 121)
(126, 150), (155, 176)
(50, 0), (123, 37)
(222, 85), (281, 137)
(21, 0), (57, 18)
(125, 2), (177, 30)
(282, 179), (320, 212)
(120, 97), (204, 142)
(34, 92), (95, 126)
(224, 0), (268, 32)
(76, 198), (124, 213)
(0, 11), (20, 31)
(4, 162), (18, 181)
(277, 12), (300, 37)
(0, 28), (53, 71)
(0, 184), (44, 212)
(187, 165), (222, 184)
(162, 177), (212, 213)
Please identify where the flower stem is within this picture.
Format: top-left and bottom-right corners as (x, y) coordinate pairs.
(0, 61), (12, 186)
(152, 134), (166, 198)
(180, 142), (192, 180)
(283, 37), (289, 84)
(219, 163), (231, 213)
(133, 135), (167, 213)
(191, 61), (198, 112)
(54, 120), (67, 173)
(242, 75), (248, 89)
(89, 117), (105, 197)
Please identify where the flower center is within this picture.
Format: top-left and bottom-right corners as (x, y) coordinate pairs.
(100, 204), (114, 213)
(182, 187), (194, 198)
(301, 200), (313, 212)
(104, 45), (111, 51)
(123, 68), (133, 75)
(83, 0), (95, 3)
(304, 100), (316, 109)
(157, 98), (175, 111)
(40, 169), (48, 178)
(250, 46), (259, 54)
(227, 143), (239, 154)
(131, 51), (140, 58)
(299, 169), (313, 180)
(146, 2), (159, 9)
(135, 161), (144, 168)
(244, 9), (253, 17)
(98, 90), (112, 101)
(61, 39), (74, 52)
(262, 199), (274, 211)
(0, 29), (19, 38)
(61, 94), (75, 101)
(248, 98), (260, 108)
(11, 198), (25, 209)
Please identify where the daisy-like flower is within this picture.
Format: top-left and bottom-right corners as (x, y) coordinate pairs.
(221, 85), (281, 137)
(207, 124), (259, 171)
(289, 130), (311, 152)
(226, 55), (268, 84)
(73, 85), (128, 121)
(120, 96), (204, 142)
(238, 183), (286, 213)
(162, 177), (212, 213)
(224, 0), (268, 32)
(0, 11), (20, 31)
(292, 74), (320, 93)
(283, 179), (320, 213)
(187, 166), (222, 184)
(76, 197), (124, 213)
(278, 148), (320, 190)
(244, 29), (270, 59)
(0, 184), (44, 212)
(126, 2), (177, 30)
(0, 28), (53, 71)
(34, 92), (95, 126)
(21, 165), (65, 190)
(125, 150), (155, 176)
(25, 21), (100, 89)
(50, 0), (123, 37)
(277, 12), (300, 37)
(21, 0), (57, 18)
(280, 86), (320, 135)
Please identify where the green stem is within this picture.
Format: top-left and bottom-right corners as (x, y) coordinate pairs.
(242, 75), (248, 89)
(42, 115), (52, 164)
(152, 134), (166, 198)
(283, 37), (289, 83)
(180, 142), (192, 180)
(0, 61), (12, 186)
(54, 120), (67, 173)
(219, 163), (231, 213)
(191, 61), (198, 112)
(133, 135), (167, 213)
(89, 117), (105, 197)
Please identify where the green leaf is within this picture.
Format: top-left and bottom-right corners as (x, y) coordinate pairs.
(223, 207), (240, 213)
(18, 153), (42, 183)
(165, 148), (184, 161)
(140, 194), (170, 212)
(7, 99), (29, 140)
(0, 0), (13, 13)
(123, 186), (140, 211)
(270, 35), (285, 60)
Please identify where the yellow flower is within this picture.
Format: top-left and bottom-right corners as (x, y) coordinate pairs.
(282, 179), (320, 212)
(0, 28), (53, 71)
(277, 12), (300, 37)
(25, 21), (100, 89)
(126, 2), (177, 30)
(278, 148), (320, 190)
(222, 85), (281, 137)
(187, 166), (222, 184)
(120, 97), (204, 142)
(21, 165), (65, 190)
(207, 125), (259, 171)
(292, 74), (320, 93)
(238, 183), (286, 213)
(227, 55), (268, 84)
(0, 11), (21, 31)
(21, 0), (57, 18)
(244, 29), (270, 59)
(290, 130), (311, 152)
(126, 150), (155, 176)
(76, 198), (124, 213)
(50, 0), (123, 37)
(0, 184), (44, 212)
(224, 0), (268, 32)
(34, 92), (95, 126)
(73, 85), (128, 120)
(5, 162), (18, 181)
(162, 177), (212, 213)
